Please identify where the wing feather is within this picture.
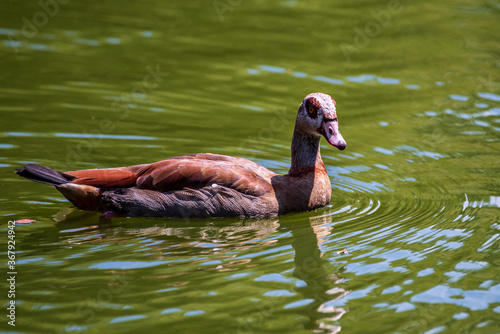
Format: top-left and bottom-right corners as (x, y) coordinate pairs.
(136, 157), (273, 196)
(66, 168), (137, 187)
(64, 153), (274, 197)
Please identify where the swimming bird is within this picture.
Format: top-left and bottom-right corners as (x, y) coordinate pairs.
(15, 93), (346, 218)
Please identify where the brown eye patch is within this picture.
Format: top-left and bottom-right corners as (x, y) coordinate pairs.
(305, 97), (321, 119)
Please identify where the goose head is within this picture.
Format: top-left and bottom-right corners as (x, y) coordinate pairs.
(296, 92), (346, 150)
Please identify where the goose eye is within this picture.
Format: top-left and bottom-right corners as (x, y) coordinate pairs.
(305, 96), (319, 119)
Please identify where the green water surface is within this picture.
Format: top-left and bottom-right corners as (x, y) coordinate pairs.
(1, 0), (499, 333)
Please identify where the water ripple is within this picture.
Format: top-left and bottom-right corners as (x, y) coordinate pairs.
(2, 131), (156, 140)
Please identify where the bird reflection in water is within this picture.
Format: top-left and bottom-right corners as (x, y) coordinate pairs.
(289, 213), (348, 333)
(52, 209), (349, 333)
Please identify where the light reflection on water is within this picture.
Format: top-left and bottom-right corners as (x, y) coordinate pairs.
(2, 132), (156, 140)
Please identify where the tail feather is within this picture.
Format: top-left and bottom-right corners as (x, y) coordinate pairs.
(15, 164), (76, 186)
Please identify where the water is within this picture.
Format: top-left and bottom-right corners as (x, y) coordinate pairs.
(1, 0), (499, 333)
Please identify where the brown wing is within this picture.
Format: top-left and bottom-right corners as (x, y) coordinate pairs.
(66, 168), (139, 187)
(65, 153), (274, 196)
(135, 157), (273, 196)
(160, 153), (276, 177)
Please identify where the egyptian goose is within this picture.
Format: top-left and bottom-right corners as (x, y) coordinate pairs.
(15, 93), (346, 218)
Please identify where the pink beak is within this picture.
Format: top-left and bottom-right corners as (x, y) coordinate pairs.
(321, 119), (346, 150)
